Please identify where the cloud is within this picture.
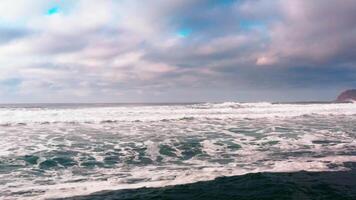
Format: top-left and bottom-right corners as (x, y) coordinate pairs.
(256, 56), (277, 66)
(0, 0), (355, 103)
(259, 0), (356, 66)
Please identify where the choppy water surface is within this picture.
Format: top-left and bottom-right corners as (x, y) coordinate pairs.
(0, 102), (356, 199)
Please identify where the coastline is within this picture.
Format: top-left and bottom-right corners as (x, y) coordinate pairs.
(57, 162), (356, 200)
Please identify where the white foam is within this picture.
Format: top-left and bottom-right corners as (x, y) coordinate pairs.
(1, 102), (356, 199)
(0, 102), (356, 125)
(9, 155), (356, 200)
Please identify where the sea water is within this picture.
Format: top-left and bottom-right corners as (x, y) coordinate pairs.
(0, 102), (356, 199)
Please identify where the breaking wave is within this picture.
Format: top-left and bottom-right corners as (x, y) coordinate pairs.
(0, 102), (356, 199)
(0, 102), (356, 126)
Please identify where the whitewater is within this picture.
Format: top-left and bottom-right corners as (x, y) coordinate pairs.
(0, 102), (356, 199)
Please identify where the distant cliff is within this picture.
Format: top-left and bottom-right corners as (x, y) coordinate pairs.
(336, 89), (356, 102)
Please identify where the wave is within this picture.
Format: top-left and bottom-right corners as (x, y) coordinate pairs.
(8, 156), (356, 200)
(58, 164), (356, 200)
(0, 102), (356, 125)
(1, 102), (356, 199)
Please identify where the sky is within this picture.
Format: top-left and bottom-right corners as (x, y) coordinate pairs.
(0, 0), (355, 103)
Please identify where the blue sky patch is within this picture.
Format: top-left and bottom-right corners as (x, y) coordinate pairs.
(177, 28), (192, 38)
(239, 20), (267, 31)
(47, 6), (60, 15)
(1, 78), (22, 87)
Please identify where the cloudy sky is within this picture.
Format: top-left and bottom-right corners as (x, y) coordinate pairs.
(0, 0), (355, 103)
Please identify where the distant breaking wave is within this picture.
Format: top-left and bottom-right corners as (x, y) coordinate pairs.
(0, 102), (355, 126)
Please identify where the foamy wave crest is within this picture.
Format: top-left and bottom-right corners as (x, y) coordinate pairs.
(1, 102), (356, 125)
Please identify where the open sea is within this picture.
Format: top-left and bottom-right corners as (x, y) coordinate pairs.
(0, 102), (356, 199)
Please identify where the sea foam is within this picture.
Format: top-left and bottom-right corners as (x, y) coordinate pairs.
(0, 102), (355, 199)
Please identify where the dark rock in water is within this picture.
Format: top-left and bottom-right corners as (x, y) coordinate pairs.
(57, 162), (356, 200)
(336, 89), (356, 102)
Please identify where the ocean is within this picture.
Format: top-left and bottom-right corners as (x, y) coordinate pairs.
(0, 102), (356, 199)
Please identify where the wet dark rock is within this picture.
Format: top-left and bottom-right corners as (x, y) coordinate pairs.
(336, 89), (356, 102)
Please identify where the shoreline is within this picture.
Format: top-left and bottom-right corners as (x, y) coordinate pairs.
(56, 162), (356, 200)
